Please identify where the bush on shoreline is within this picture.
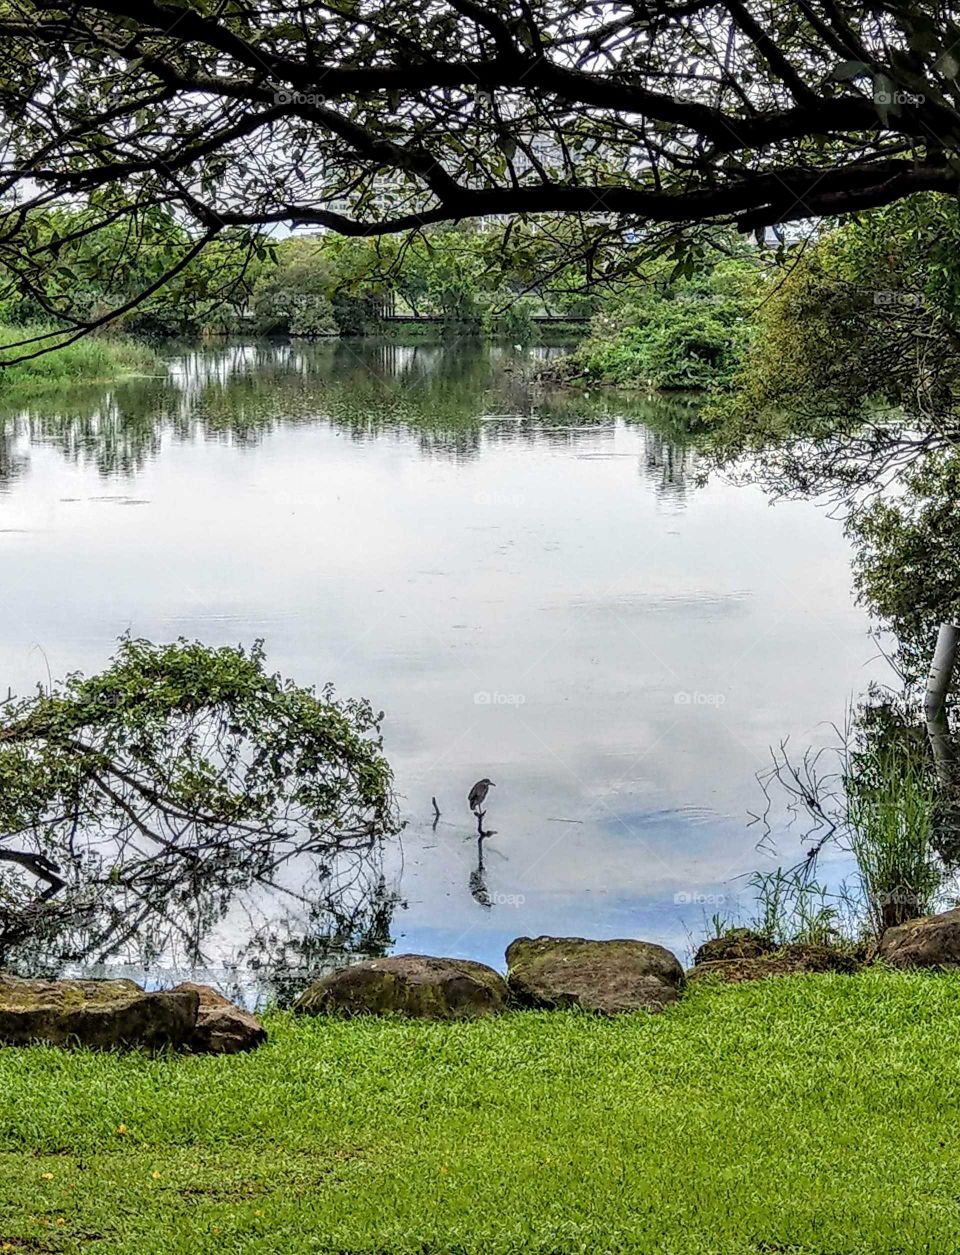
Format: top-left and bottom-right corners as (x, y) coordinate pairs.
(0, 324), (158, 393)
(542, 254), (765, 390)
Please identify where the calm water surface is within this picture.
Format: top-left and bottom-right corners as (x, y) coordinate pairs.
(0, 341), (882, 1000)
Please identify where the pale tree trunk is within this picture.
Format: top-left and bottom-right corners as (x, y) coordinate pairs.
(924, 623), (960, 720)
(925, 624), (960, 867)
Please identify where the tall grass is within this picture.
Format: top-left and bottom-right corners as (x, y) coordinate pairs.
(732, 721), (945, 950)
(846, 740), (942, 933)
(0, 324), (157, 393)
(747, 867), (844, 946)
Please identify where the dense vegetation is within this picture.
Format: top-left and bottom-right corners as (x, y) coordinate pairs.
(0, 209), (775, 398)
(3, 971), (960, 1252)
(0, 211), (609, 346)
(545, 250), (764, 389)
(0, 324), (156, 392)
(703, 194), (960, 679)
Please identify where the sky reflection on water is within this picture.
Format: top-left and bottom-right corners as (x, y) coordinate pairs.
(0, 340), (882, 997)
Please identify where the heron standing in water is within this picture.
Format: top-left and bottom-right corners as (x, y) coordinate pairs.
(468, 778), (495, 814)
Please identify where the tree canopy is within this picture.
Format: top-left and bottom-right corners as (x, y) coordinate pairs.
(704, 193), (960, 494)
(699, 193), (960, 680)
(1, 1), (960, 350)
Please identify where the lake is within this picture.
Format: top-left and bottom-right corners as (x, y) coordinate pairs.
(0, 340), (883, 1002)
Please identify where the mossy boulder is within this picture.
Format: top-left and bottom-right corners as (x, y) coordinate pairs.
(879, 906), (960, 969)
(172, 982), (266, 1054)
(694, 928), (776, 966)
(294, 954), (509, 1019)
(505, 936), (684, 1014)
(687, 943), (859, 984)
(0, 974), (198, 1050)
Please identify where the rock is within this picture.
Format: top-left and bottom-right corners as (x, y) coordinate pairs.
(505, 936), (684, 1014)
(172, 982), (266, 1054)
(694, 928), (776, 966)
(879, 906), (960, 969)
(687, 943), (859, 984)
(294, 954), (509, 1019)
(0, 973), (198, 1051)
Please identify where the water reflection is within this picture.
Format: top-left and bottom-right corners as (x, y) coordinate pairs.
(0, 340), (701, 485)
(0, 834), (398, 1009)
(0, 339), (880, 989)
(469, 837), (492, 910)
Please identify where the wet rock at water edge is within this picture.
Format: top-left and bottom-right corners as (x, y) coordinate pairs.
(0, 973), (198, 1051)
(505, 936), (684, 1014)
(294, 954), (509, 1019)
(878, 906), (960, 969)
(693, 928), (776, 966)
(172, 982), (267, 1054)
(687, 943), (859, 984)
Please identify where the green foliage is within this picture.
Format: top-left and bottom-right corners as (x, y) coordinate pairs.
(550, 255), (762, 389)
(497, 298), (538, 345)
(852, 452), (960, 678)
(4, 973), (960, 1250)
(249, 239), (337, 337)
(241, 221), (617, 339)
(706, 193), (960, 458)
(0, 209), (256, 339)
(0, 324), (156, 392)
(0, 210), (747, 363)
(0, 638), (399, 972)
(747, 868), (843, 947)
(0, 637), (397, 849)
(845, 740), (941, 934)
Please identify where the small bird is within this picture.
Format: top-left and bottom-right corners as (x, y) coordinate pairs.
(468, 778), (495, 813)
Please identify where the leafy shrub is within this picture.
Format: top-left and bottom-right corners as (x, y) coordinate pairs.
(556, 297), (749, 389)
(0, 324), (156, 392)
(550, 256), (761, 390)
(495, 298), (538, 344)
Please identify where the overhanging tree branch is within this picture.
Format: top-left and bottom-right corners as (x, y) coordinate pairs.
(0, 0), (958, 344)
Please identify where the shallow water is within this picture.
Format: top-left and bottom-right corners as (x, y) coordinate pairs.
(0, 340), (881, 1001)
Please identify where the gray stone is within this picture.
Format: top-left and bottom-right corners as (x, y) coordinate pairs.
(294, 954), (509, 1019)
(0, 973), (198, 1051)
(172, 982), (266, 1054)
(505, 935), (684, 1014)
(879, 906), (960, 969)
(687, 943), (859, 984)
(694, 928), (776, 966)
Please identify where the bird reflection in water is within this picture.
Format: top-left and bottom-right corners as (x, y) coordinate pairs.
(469, 835), (493, 910)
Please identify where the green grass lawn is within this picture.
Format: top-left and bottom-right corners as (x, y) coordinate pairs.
(2, 968), (960, 1253)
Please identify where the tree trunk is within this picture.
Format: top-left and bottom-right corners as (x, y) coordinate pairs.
(924, 622), (960, 719)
